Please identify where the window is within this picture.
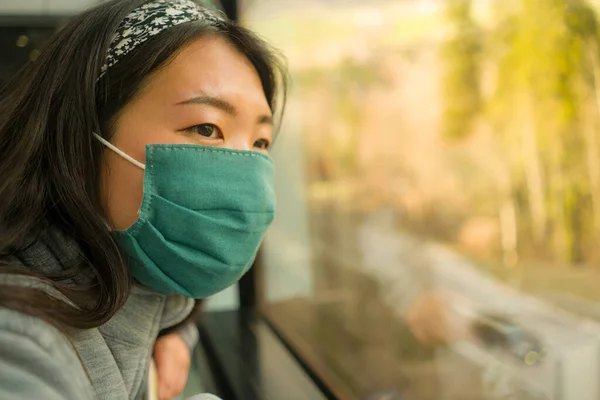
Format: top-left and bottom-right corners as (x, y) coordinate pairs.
(245, 1), (600, 399)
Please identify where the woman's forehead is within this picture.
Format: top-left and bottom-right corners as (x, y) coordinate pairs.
(139, 36), (270, 111)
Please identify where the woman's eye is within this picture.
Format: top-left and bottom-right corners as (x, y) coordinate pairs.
(254, 138), (270, 150)
(187, 124), (222, 139)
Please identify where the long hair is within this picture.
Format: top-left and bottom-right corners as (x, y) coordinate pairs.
(0, 0), (287, 330)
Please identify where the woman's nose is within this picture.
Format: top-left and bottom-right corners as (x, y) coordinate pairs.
(224, 136), (252, 151)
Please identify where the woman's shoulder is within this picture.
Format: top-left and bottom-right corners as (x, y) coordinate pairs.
(0, 307), (71, 353)
(0, 307), (94, 399)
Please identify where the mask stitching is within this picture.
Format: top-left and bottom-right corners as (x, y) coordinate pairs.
(148, 145), (272, 161)
(130, 148), (156, 236)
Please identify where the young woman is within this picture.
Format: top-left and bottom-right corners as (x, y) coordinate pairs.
(0, 1), (286, 399)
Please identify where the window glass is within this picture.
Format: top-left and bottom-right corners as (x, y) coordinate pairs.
(245, 1), (600, 399)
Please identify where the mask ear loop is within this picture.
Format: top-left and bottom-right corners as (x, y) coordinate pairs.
(93, 133), (144, 228)
(93, 133), (146, 170)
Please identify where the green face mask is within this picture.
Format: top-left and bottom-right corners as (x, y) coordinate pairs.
(95, 135), (276, 298)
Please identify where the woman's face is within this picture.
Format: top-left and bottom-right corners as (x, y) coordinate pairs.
(100, 35), (273, 230)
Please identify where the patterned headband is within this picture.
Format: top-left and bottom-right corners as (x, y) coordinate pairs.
(99, 0), (225, 79)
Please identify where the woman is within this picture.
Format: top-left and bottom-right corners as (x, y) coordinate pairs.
(0, 0), (286, 399)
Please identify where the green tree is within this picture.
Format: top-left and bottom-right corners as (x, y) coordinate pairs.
(491, 0), (598, 264)
(564, 1), (600, 263)
(441, 0), (482, 141)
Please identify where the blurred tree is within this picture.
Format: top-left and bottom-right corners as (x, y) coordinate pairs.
(564, 1), (600, 264)
(490, 0), (599, 264)
(446, 0), (600, 265)
(295, 57), (387, 180)
(441, 0), (482, 141)
(334, 57), (387, 174)
(443, 0), (520, 265)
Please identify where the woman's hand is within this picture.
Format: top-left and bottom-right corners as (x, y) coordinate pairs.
(153, 332), (192, 400)
(405, 290), (471, 345)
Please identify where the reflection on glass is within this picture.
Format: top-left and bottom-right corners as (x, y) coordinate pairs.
(246, 1), (600, 399)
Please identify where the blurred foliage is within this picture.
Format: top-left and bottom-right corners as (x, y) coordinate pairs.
(250, 0), (600, 272)
(442, 0), (600, 266)
(296, 57), (388, 175)
(441, 0), (482, 140)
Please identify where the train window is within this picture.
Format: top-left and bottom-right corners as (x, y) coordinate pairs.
(244, 1), (600, 399)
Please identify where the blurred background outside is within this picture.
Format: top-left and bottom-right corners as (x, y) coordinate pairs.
(249, 1), (600, 399)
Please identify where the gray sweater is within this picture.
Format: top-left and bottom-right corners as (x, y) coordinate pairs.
(0, 228), (217, 399)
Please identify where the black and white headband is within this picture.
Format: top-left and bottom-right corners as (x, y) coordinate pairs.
(99, 0), (225, 79)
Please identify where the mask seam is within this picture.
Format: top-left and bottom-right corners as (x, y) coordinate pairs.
(129, 148), (156, 236)
(187, 210), (273, 214)
(148, 144), (272, 161)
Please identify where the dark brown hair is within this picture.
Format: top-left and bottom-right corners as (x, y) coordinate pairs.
(0, 0), (287, 330)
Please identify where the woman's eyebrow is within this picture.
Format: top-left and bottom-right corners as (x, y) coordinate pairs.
(176, 95), (237, 116)
(177, 95), (273, 125)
